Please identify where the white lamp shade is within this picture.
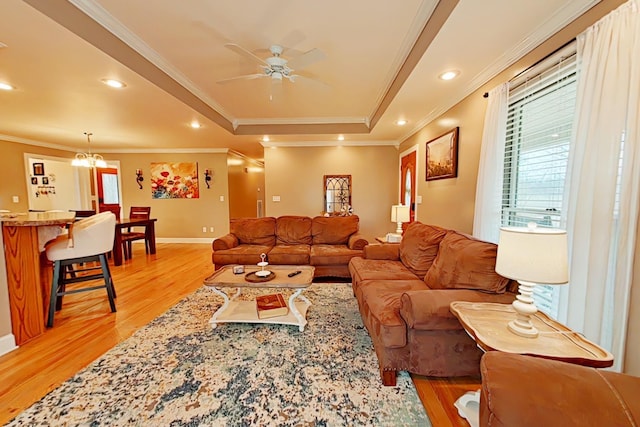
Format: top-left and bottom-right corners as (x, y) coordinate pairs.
(391, 205), (410, 223)
(496, 225), (569, 284)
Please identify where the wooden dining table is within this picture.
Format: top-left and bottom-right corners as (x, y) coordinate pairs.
(112, 218), (157, 266)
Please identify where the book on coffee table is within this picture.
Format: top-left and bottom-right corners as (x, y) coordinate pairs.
(256, 293), (289, 319)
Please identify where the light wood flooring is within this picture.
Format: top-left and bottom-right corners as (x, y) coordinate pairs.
(0, 243), (478, 425)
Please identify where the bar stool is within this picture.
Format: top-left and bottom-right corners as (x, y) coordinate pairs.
(45, 212), (117, 327)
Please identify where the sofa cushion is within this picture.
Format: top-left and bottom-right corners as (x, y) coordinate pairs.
(424, 231), (510, 293)
(360, 280), (429, 348)
(349, 257), (419, 284)
(267, 244), (310, 265)
(312, 215), (359, 245)
(399, 222), (448, 277)
(212, 244), (273, 267)
(230, 217), (276, 246)
(276, 216), (313, 245)
(310, 244), (362, 266)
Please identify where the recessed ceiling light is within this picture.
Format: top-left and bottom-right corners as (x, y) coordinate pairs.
(439, 70), (459, 81)
(262, 136), (270, 142)
(396, 119), (408, 126)
(101, 79), (126, 88)
(190, 121), (201, 129)
(0, 82), (14, 91)
(337, 135), (345, 141)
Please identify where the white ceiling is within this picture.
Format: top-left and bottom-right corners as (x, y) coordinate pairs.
(0, 0), (598, 160)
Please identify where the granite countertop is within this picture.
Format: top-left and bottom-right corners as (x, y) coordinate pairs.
(0, 211), (75, 226)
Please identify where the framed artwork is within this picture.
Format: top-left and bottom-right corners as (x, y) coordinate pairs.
(426, 127), (459, 181)
(33, 162), (45, 176)
(31, 177), (38, 185)
(42, 177), (49, 185)
(150, 162), (200, 199)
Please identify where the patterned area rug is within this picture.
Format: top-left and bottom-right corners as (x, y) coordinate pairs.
(8, 283), (430, 426)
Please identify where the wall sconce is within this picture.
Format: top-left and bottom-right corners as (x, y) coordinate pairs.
(135, 169), (144, 189)
(204, 169), (212, 189)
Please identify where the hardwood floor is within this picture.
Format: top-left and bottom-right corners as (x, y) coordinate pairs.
(0, 243), (478, 425)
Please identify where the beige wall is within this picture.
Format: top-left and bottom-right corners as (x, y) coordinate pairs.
(264, 145), (399, 242)
(398, 0), (638, 374)
(114, 152), (230, 239)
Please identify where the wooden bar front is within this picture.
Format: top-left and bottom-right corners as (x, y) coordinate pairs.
(1, 212), (74, 345)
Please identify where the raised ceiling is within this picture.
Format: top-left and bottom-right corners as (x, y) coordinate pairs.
(0, 0), (598, 160)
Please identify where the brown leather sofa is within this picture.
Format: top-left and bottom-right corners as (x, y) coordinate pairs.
(212, 215), (368, 278)
(348, 221), (517, 386)
(480, 352), (640, 427)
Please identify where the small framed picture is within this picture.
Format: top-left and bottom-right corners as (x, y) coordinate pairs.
(42, 176), (49, 185)
(33, 162), (45, 176)
(31, 177), (38, 185)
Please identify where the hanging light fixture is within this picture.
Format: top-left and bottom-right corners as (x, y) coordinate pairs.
(72, 132), (107, 168)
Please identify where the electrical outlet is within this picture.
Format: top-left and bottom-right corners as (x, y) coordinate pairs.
(12, 196), (19, 203)
(210, 227), (214, 232)
(202, 226), (207, 233)
(219, 195), (224, 202)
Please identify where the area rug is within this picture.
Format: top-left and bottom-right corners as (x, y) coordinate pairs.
(7, 283), (430, 426)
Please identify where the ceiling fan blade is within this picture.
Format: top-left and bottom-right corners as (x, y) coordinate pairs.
(224, 43), (269, 66)
(288, 73), (330, 88)
(287, 48), (326, 71)
(216, 73), (267, 84)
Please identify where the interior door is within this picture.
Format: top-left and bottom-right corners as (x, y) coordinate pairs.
(96, 167), (120, 214)
(400, 150), (417, 224)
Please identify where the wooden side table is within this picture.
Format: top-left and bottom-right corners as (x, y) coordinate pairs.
(449, 301), (613, 427)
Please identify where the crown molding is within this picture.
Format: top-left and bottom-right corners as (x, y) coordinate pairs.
(1, 134), (228, 154)
(261, 140), (398, 148)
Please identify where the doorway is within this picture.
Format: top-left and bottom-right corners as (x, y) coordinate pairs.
(400, 148), (417, 224)
(96, 166), (120, 215)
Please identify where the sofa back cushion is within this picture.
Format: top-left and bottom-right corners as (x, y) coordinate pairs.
(424, 231), (510, 293)
(276, 216), (313, 245)
(312, 215), (359, 245)
(230, 217), (276, 246)
(399, 222), (448, 277)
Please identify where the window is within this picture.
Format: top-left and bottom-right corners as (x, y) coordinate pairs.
(323, 175), (351, 215)
(502, 44), (577, 318)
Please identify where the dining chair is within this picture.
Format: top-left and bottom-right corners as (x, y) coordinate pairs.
(121, 206), (151, 260)
(44, 212), (117, 327)
(99, 205), (121, 220)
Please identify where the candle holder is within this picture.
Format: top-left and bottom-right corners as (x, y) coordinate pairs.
(135, 169), (144, 189)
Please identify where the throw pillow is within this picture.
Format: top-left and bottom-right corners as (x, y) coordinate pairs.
(399, 222), (448, 277)
(424, 231), (510, 293)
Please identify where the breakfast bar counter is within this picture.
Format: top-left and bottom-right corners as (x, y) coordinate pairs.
(1, 211), (75, 345)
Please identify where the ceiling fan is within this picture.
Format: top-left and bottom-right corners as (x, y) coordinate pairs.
(217, 43), (326, 87)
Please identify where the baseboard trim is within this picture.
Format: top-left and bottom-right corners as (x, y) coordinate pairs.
(0, 333), (18, 357)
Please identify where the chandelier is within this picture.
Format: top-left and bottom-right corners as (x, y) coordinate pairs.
(71, 132), (107, 168)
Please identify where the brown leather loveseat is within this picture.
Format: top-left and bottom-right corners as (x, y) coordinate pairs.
(348, 221), (517, 386)
(480, 352), (640, 426)
(212, 215), (368, 278)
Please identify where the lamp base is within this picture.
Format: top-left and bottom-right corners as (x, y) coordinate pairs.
(395, 222), (403, 234)
(508, 280), (539, 338)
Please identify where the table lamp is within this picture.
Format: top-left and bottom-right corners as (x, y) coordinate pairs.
(495, 223), (568, 338)
(391, 204), (410, 234)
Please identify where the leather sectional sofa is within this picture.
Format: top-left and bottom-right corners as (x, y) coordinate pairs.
(212, 215), (368, 278)
(348, 221), (517, 386)
(480, 352), (640, 426)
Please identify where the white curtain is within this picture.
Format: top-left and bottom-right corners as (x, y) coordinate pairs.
(561, 0), (640, 371)
(472, 83), (509, 243)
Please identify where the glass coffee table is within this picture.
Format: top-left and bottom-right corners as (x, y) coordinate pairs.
(203, 265), (315, 331)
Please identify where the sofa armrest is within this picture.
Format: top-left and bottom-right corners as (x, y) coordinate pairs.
(400, 290), (515, 331)
(363, 243), (400, 260)
(212, 234), (238, 251)
(348, 233), (369, 250)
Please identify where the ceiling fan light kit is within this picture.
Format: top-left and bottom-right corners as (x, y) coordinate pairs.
(219, 43), (326, 87)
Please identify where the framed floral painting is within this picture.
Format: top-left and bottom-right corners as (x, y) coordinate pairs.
(150, 162), (199, 199)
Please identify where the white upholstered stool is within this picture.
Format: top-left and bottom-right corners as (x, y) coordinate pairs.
(45, 212), (117, 327)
